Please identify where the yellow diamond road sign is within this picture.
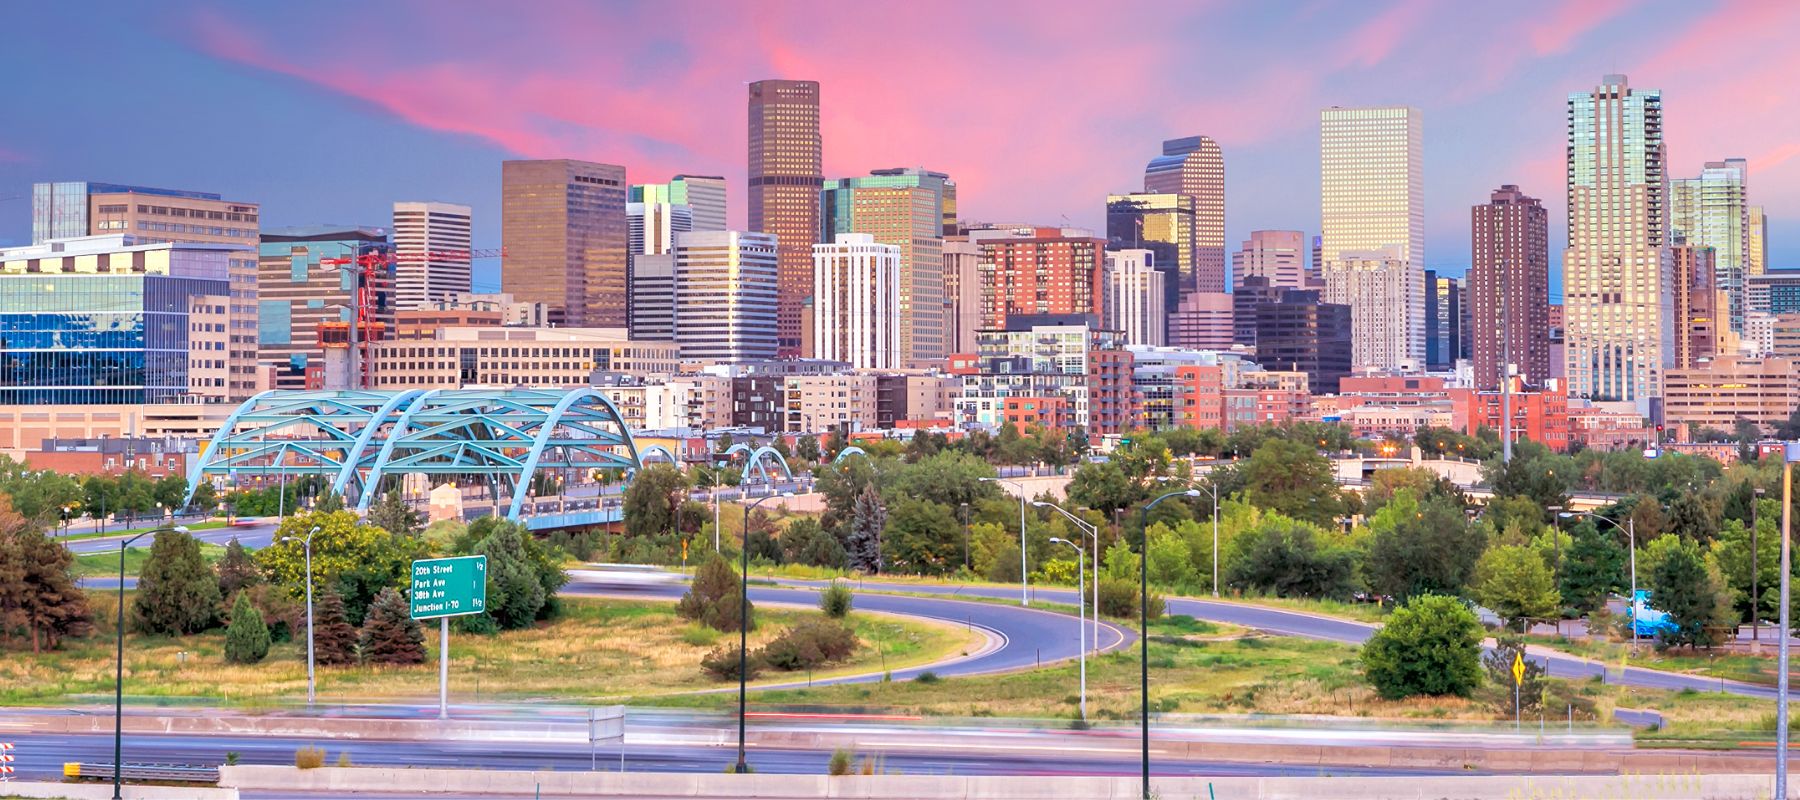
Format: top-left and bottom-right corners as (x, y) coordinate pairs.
(1512, 652), (1526, 686)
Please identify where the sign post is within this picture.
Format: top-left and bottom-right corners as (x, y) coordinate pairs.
(1511, 652), (1525, 732)
(410, 556), (487, 720)
(588, 706), (625, 772)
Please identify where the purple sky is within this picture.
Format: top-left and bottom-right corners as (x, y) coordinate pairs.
(2, 0), (1795, 295)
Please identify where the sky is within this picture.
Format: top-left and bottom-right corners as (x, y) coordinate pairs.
(2, 0), (1796, 297)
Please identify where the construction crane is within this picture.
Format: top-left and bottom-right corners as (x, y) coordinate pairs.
(317, 247), (506, 389)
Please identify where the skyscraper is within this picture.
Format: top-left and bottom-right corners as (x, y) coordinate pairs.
(1105, 193), (1193, 313)
(1470, 185), (1551, 389)
(812, 233), (901, 369)
(1254, 289), (1353, 395)
(1671, 240), (1718, 369)
(1232, 230), (1308, 291)
(632, 175), (727, 232)
(748, 79), (822, 357)
(1749, 205), (1768, 279)
(1672, 158), (1750, 333)
(1423, 271), (1463, 373)
(392, 201), (472, 309)
(1321, 249), (1425, 373)
(1143, 136), (1225, 292)
(1563, 75), (1673, 403)
(673, 231), (779, 363)
(258, 226), (394, 391)
(1319, 107), (1422, 270)
(501, 159), (628, 327)
(820, 169), (952, 365)
(976, 228), (1105, 332)
(943, 237), (981, 354)
(1102, 249), (1166, 346)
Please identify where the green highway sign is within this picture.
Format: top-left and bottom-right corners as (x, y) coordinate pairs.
(410, 555), (487, 620)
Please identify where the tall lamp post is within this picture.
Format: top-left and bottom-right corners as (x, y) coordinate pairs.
(115, 523), (187, 800)
(1049, 537), (1087, 721)
(278, 525), (323, 705)
(1559, 511), (1636, 644)
(736, 491), (792, 774)
(1776, 440), (1799, 800)
(1193, 480), (1222, 597)
(1138, 488), (1198, 800)
(1033, 501), (1099, 654)
(1754, 487), (1767, 643)
(980, 477), (1029, 605)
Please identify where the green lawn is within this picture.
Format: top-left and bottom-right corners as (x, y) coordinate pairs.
(56, 519), (228, 543)
(1522, 634), (1794, 687)
(70, 543), (228, 579)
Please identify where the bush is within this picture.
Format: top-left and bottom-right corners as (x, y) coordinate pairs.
(134, 528), (222, 635)
(237, 583), (303, 644)
(1361, 594), (1483, 700)
(820, 582), (853, 618)
(679, 553), (753, 633)
(828, 748), (853, 776)
(335, 752), (352, 767)
(1097, 578), (1164, 620)
(223, 592), (271, 664)
(681, 624), (721, 647)
(295, 746), (325, 769)
(914, 670), (941, 684)
(760, 618), (859, 671)
(700, 643), (762, 681)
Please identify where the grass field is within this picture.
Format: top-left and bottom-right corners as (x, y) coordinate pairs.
(0, 595), (978, 707)
(69, 543), (228, 579)
(1523, 634), (1795, 687)
(57, 519), (228, 543)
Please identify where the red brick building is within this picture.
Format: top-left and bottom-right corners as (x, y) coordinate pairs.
(977, 229), (1105, 332)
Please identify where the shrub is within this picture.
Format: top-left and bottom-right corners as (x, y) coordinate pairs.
(679, 553), (753, 632)
(914, 670), (941, 684)
(1097, 578), (1164, 620)
(820, 582), (853, 618)
(335, 752), (352, 767)
(1361, 594), (1483, 700)
(681, 624), (721, 647)
(700, 643), (762, 681)
(760, 618), (859, 671)
(828, 748), (853, 776)
(223, 592), (271, 664)
(359, 587), (426, 665)
(295, 746), (325, 769)
(224, 751), (240, 766)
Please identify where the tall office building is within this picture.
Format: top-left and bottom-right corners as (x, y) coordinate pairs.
(391, 201), (471, 309)
(1672, 159), (1750, 334)
(748, 79), (822, 356)
(628, 253), (676, 342)
(1749, 205), (1768, 279)
(32, 181), (261, 401)
(501, 159), (628, 327)
(632, 175), (727, 232)
(1321, 249), (1425, 373)
(812, 233), (901, 369)
(1672, 241), (1719, 369)
(976, 228), (1105, 332)
(257, 227), (394, 391)
(627, 201), (693, 257)
(1319, 107), (1422, 270)
(673, 231), (779, 363)
(1168, 291), (1234, 351)
(1143, 136), (1225, 292)
(1470, 185), (1551, 389)
(1423, 272), (1464, 373)
(1563, 75), (1673, 403)
(1102, 249), (1166, 347)
(943, 237), (982, 354)
(1232, 230), (1308, 291)
(820, 169), (952, 365)
(1750, 271), (1800, 316)
(1254, 289), (1353, 395)
(1232, 276), (1285, 346)
(1105, 193), (1193, 313)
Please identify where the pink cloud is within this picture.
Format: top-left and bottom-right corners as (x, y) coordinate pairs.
(1333, 0), (1436, 70)
(1526, 0), (1635, 55)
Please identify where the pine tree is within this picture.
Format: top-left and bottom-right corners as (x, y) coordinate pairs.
(0, 499), (93, 652)
(311, 589), (358, 666)
(846, 484), (885, 574)
(223, 592), (271, 664)
(473, 519), (548, 630)
(366, 490), (424, 538)
(133, 528), (222, 635)
(359, 587), (426, 665)
(215, 537), (261, 598)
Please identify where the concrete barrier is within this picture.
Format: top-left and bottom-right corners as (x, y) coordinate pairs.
(218, 765), (1794, 799)
(0, 780), (237, 799)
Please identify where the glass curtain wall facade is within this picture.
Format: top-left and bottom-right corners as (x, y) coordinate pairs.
(1671, 159), (1749, 334)
(748, 79), (823, 357)
(820, 169), (951, 366)
(1106, 193), (1193, 314)
(1143, 136), (1225, 293)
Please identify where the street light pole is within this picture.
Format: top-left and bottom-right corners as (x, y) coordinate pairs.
(1561, 511), (1637, 646)
(1034, 501), (1100, 659)
(279, 525), (322, 705)
(115, 523), (186, 800)
(737, 491), (791, 775)
(1138, 488), (1198, 800)
(981, 477), (1029, 605)
(1755, 487), (1766, 643)
(1777, 440), (1798, 800)
(1194, 481), (1221, 597)
(1050, 537), (1086, 721)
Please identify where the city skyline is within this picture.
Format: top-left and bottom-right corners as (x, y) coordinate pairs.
(1, 2), (1797, 298)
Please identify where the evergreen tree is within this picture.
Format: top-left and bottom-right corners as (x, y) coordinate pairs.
(215, 537), (261, 598)
(0, 499), (93, 652)
(677, 552), (752, 632)
(311, 589), (358, 666)
(133, 528), (222, 635)
(366, 490), (424, 538)
(1650, 541), (1730, 649)
(846, 484), (886, 573)
(472, 519), (549, 630)
(224, 591), (271, 664)
(359, 587), (426, 665)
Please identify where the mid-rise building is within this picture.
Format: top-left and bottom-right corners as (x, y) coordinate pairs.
(820, 169), (952, 365)
(1143, 136), (1225, 292)
(1671, 158), (1749, 333)
(1772, 314), (1800, 358)
(784, 374), (880, 434)
(1672, 241), (1719, 369)
(1167, 291), (1233, 351)
(392, 201), (472, 309)
(1254, 289), (1353, 395)
(1322, 249), (1425, 373)
(1231, 276), (1284, 347)
(501, 159), (628, 327)
(1470, 184), (1551, 389)
(1105, 193), (1191, 312)
(1745, 312), (1778, 357)
(674, 231), (779, 363)
(976, 228), (1105, 332)
(1102, 249), (1166, 346)
(369, 326), (680, 389)
(631, 175), (727, 232)
(1232, 230), (1308, 291)
(943, 237), (982, 355)
(1319, 107), (1422, 270)
(1749, 270), (1800, 316)
(429, 292), (550, 327)
(812, 233), (901, 369)
(1423, 271), (1467, 373)
(1563, 75), (1673, 403)
(1663, 356), (1800, 435)
(748, 79), (823, 356)
(954, 316), (1131, 433)
(257, 226), (394, 391)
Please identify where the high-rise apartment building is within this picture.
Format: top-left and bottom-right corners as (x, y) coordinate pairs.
(820, 169), (952, 365)
(501, 159), (628, 327)
(1102, 249), (1166, 347)
(1470, 185), (1551, 389)
(747, 79), (822, 356)
(1322, 250), (1425, 373)
(32, 181), (261, 401)
(1671, 241), (1718, 369)
(673, 231), (779, 363)
(1319, 107), (1422, 270)
(943, 237), (981, 355)
(1672, 158), (1749, 333)
(1563, 75), (1673, 403)
(632, 175), (727, 232)
(976, 228), (1105, 332)
(812, 233), (901, 369)
(391, 201), (472, 309)
(1749, 205), (1768, 279)
(1232, 230), (1308, 291)
(257, 227), (394, 391)
(1143, 136), (1225, 292)
(1106, 193), (1192, 313)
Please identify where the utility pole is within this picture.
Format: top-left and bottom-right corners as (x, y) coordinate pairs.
(1500, 269), (1512, 463)
(1777, 441), (1798, 800)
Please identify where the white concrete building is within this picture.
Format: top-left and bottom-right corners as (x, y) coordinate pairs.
(812, 233), (901, 369)
(1322, 249), (1425, 373)
(1103, 248), (1166, 346)
(392, 201), (472, 308)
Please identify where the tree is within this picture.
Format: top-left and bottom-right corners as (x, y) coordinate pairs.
(133, 528), (222, 635)
(622, 464), (688, 539)
(311, 589), (358, 666)
(882, 498), (960, 575)
(846, 484), (886, 573)
(1066, 461), (1139, 516)
(1559, 520), (1624, 616)
(794, 435), (822, 464)
(1360, 594), (1483, 699)
(886, 451), (997, 510)
(359, 587), (426, 665)
(1224, 517), (1359, 600)
(1364, 491), (1486, 601)
(1713, 508), (1780, 626)
(781, 517), (845, 568)
(152, 475), (189, 513)
(258, 511), (420, 625)
(215, 537), (261, 598)
(366, 490), (424, 538)
(223, 591), (271, 664)
(678, 553), (753, 633)
(1473, 545), (1560, 631)
(470, 518), (553, 630)
(0, 497), (93, 652)
(1240, 439), (1344, 526)
(1365, 467), (1464, 514)
(1649, 539), (1729, 649)
(1143, 522), (1198, 590)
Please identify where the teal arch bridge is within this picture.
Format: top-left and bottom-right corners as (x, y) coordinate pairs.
(185, 388), (654, 530)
